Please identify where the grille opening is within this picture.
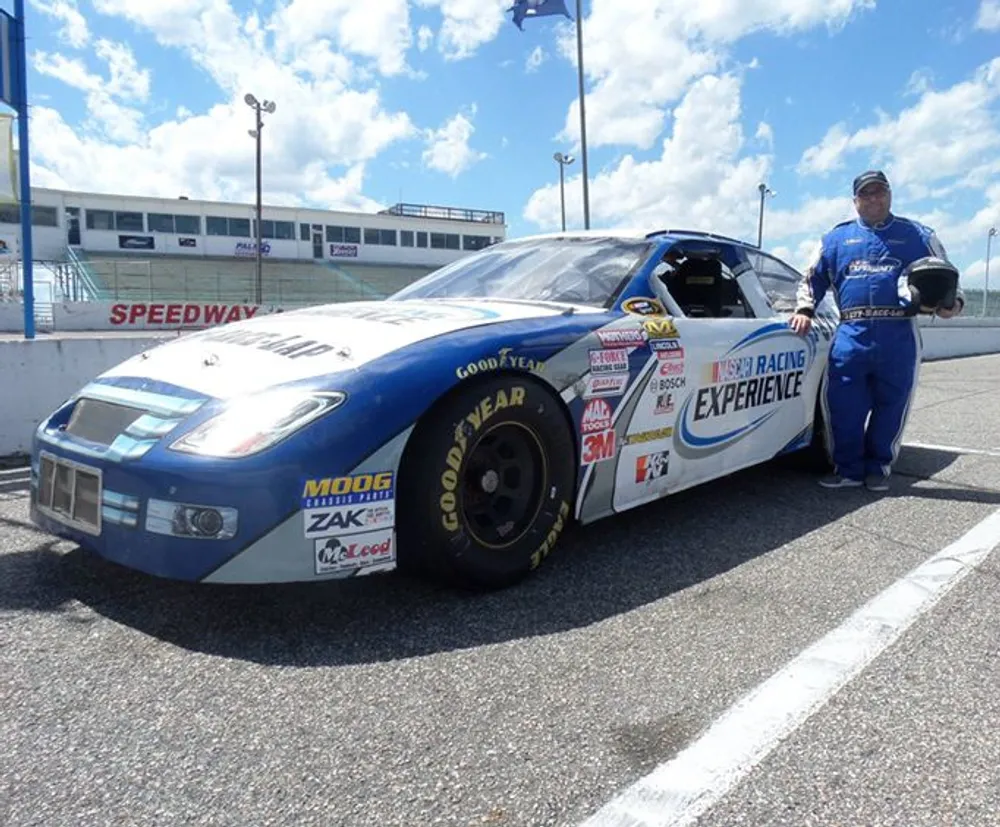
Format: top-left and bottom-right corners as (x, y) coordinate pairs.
(65, 398), (145, 446)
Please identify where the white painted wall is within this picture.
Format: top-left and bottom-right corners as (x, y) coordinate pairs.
(1, 322), (998, 458)
(0, 334), (175, 456)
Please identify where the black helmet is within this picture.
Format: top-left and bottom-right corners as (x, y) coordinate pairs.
(904, 256), (959, 314)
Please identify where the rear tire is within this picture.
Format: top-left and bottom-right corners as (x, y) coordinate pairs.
(396, 375), (576, 590)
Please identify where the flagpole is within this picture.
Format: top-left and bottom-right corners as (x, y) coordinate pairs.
(574, 0), (590, 229)
(14, 0), (33, 339)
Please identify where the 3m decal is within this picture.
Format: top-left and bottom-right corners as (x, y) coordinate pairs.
(455, 347), (544, 380)
(302, 472), (395, 508)
(530, 500), (570, 570)
(582, 428), (616, 465)
(314, 529), (394, 574)
(440, 387), (526, 532)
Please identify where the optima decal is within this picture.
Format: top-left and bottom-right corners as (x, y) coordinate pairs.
(674, 323), (817, 459)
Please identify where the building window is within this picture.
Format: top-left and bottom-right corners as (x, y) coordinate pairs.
(86, 209), (115, 230)
(33, 206), (59, 227)
(417, 231), (427, 248)
(0, 205), (58, 226)
(229, 217), (251, 237)
(148, 213), (175, 233)
(115, 211), (145, 232)
(174, 215), (201, 235)
(300, 222), (310, 241)
(400, 230), (414, 247)
(463, 235), (491, 251)
(274, 220), (294, 240)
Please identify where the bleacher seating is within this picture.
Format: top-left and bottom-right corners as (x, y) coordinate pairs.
(76, 252), (434, 306)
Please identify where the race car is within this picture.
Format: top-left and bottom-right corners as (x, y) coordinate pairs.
(28, 229), (839, 589)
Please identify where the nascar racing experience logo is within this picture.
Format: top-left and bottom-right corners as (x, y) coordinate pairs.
(674, 323), (817, 459)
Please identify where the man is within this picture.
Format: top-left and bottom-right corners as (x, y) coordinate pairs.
(789, 169), (963, 491)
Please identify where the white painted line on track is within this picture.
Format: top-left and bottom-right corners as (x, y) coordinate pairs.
(579, 506), (1000, 827)
(903, 440), (1000, 458)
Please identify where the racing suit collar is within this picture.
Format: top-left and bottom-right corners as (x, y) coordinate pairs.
(857, 212), (895, 231)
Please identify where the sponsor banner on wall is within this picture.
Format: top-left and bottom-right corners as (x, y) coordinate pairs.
(178, 237), (197, 248)
(119, 235), (155, 250)
(235, 241), (271, 257)
(329, 243), (358, 258)
(51, 301), (285, 331)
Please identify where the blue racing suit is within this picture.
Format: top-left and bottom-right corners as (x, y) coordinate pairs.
(794, 213), (962, 481)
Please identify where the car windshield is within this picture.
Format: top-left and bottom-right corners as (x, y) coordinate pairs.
(388, 236), (653, 307)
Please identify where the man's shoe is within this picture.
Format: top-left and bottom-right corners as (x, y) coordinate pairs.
(865, 474), (890, 492)
(819, 474), (863, 489)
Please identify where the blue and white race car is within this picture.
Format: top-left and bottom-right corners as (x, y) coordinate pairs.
(29, 229), (838, 589)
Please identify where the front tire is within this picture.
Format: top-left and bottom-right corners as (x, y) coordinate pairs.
(397, 375), (576, 590)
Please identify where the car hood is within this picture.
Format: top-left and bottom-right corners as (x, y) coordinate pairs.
(94, 298), (582, 399)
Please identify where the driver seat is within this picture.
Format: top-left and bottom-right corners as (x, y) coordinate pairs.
(669, 257), (726, 317)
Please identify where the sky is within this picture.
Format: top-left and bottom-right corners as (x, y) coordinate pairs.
(8, 0), (1000, 286)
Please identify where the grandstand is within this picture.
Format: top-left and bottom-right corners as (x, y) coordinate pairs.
(73, 250), (433, 306)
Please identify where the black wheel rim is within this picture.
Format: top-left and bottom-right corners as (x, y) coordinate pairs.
(461, 422), (546, 549)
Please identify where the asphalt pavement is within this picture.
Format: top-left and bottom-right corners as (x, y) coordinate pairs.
(2, 354), (1000, 827)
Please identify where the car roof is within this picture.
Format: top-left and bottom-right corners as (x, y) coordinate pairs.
(509, 227), (756, 249)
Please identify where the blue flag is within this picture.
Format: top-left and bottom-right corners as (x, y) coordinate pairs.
(507, 0), (573, 31)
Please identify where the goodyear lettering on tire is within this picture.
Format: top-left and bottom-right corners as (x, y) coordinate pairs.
(440, 386), (526, 532)
(530, 500), (570, 569)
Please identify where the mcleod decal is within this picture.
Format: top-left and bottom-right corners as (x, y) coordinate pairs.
(530, 500), (570, 569)
(455, 348), (544, 380)
(439, 386), (526, 532)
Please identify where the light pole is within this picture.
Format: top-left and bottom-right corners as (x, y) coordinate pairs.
(574, 0), (590, 229)
(986, 226), (997, 317)
(245, 93), (276, 306)
(553, 152), (575, 232)
(756, 182), (776, 248)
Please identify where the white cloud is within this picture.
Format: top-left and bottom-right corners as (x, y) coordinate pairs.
(32, 40), (150, 143)
(754, 121), (774, 149)
(422, 106), (487, 177)
(32, 0), (418, 211)
(976, 0), (1000, 30)
(417, 25), (434, 51)
(415, 0), (509, 61)
(30, 0), (90, 48)
(796, 58), (1000, 195)
(524, 73), (772, 240)
(551, 0), (876, 152)
(526, 46), (546, 73)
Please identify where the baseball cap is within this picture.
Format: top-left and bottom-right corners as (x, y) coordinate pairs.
(853, 169), (890, 196)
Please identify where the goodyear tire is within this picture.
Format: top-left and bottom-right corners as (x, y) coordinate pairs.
(397, 375), (576, 590)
